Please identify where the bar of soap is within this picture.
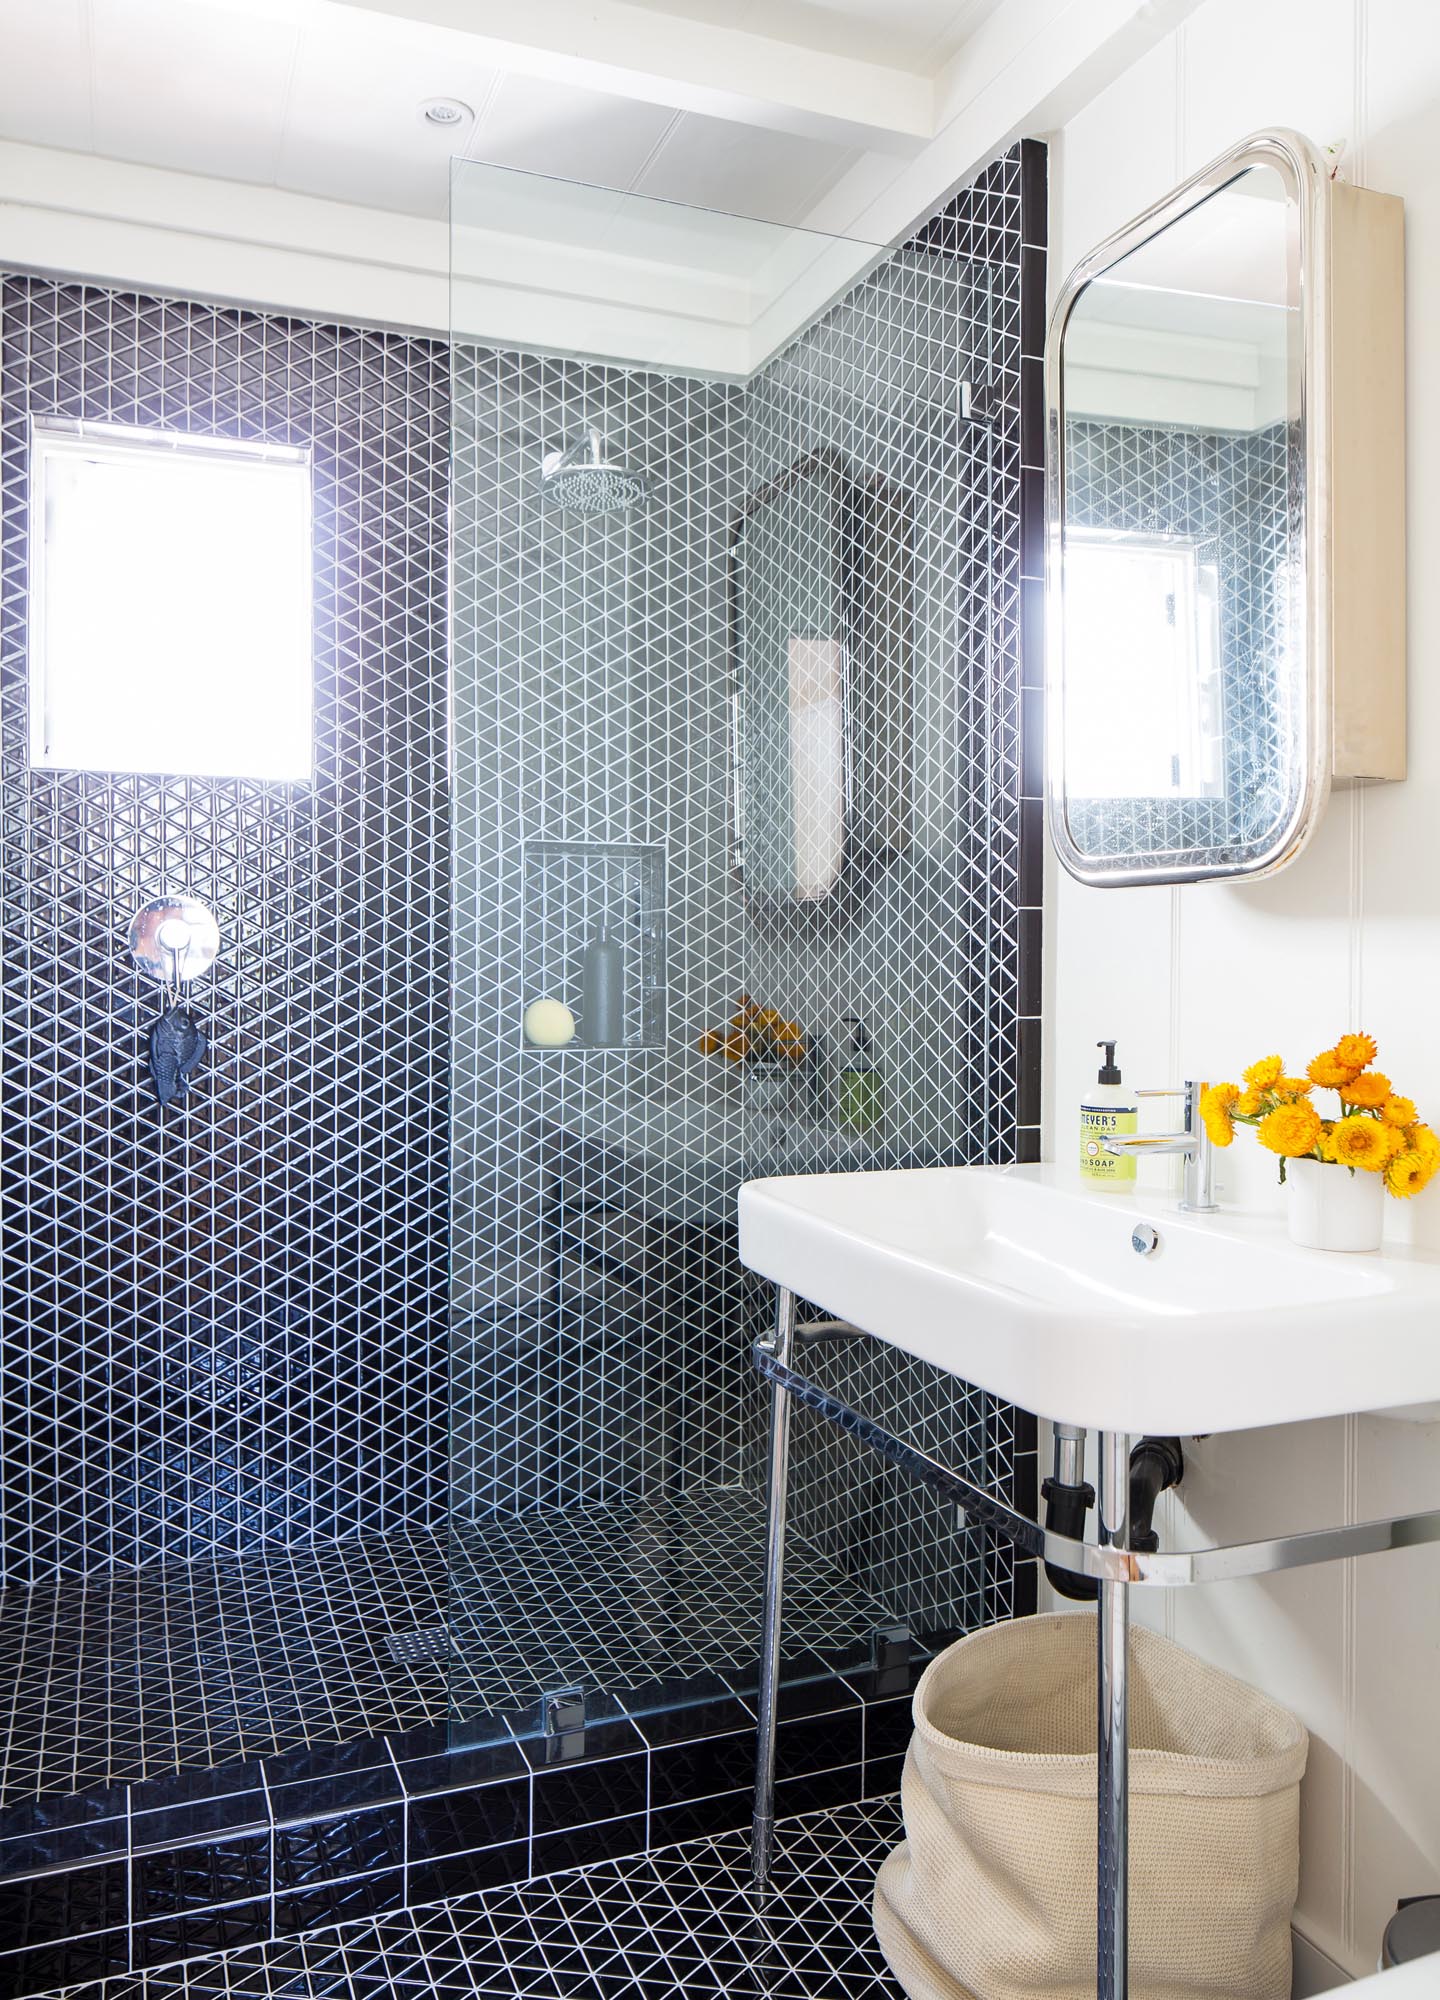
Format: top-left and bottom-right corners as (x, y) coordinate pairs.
(523, 998), (576, 1047)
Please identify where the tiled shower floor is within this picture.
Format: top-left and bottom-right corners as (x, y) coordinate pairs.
(0, 1493), (894, 1802)
(26, 1796), (905, 2000)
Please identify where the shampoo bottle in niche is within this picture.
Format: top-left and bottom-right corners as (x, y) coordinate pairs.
(1079, 1040), (1137, 1186)
(580, 922), (624, 1047)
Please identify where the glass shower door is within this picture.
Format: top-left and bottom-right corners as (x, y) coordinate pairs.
(443, 158), (1021, 1762)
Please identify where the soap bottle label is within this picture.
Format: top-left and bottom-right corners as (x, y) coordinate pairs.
(1080, 1104), (1137, 1183)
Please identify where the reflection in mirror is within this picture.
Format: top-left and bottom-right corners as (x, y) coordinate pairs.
(730, 450), (913, 902)
(1063, 530), (1223, 800)
(1054, 158), (1306, 877)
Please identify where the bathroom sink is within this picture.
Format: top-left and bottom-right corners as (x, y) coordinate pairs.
(737, 1163), (1440, 1434)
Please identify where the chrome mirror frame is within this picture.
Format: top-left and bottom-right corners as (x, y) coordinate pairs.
(1044, 129), (1332, 889)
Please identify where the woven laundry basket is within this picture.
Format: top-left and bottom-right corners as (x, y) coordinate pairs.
(874, 1614), (1308, 2000)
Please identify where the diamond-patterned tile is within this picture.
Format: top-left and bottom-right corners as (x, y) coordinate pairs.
(0, 142), (1041, 1822)
(0, 281), (450, 1588)
(0, 1495), (892, 1801)
(450, 147), (1036, 1668)
(15, 1798), (908, 2000)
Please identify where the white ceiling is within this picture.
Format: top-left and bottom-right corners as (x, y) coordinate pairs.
(0, 0), (1004, 229)
(0, 0), (1198, 342)
(620, 0), (1001, 72)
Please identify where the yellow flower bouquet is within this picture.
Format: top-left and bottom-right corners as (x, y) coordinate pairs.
(1200, 1035), (1440, 1199)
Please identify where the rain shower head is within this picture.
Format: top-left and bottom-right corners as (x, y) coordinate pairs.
(541, 428), (649, 516)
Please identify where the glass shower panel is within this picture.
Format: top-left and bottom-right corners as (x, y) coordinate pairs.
(446, 159), (1008, 1754)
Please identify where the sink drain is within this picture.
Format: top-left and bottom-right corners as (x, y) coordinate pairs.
(384, 1626), (451, 1663)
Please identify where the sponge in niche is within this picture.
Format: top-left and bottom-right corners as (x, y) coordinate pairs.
(523, 998), (576, 1047)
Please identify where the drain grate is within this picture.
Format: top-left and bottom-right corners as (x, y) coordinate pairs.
(384, 1626), (452, 1664)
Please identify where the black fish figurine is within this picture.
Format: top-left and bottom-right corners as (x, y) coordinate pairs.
(147, 1003), (208, 1107)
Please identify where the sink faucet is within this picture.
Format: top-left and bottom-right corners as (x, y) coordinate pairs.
(1100, 1079), (1217, 1213)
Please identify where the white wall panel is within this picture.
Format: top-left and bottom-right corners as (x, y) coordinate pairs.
(1045, 0), (1440, 1975)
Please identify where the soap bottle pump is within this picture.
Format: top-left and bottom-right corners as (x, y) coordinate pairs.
(1079, 1039), (1137, 1187)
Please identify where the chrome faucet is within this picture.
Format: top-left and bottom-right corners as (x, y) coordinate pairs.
(1100, 1079), (1217, 1213)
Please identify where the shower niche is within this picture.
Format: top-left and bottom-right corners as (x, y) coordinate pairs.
(521, 839), (667, 1049)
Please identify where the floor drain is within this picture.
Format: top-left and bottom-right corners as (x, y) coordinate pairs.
(384, 1626), (452, 1664)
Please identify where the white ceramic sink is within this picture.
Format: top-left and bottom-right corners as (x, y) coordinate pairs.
(738, 1163), (1440, 1434)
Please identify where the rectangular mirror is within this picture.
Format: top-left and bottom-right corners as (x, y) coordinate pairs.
(729, 449), (913, 903)
(1046, 130), (1405, 887)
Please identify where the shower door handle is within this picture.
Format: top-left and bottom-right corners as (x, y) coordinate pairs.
(727, 681), (746, 879)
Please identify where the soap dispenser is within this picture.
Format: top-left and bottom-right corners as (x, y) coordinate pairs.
(1079, 1039), (1137, 1187)
(836, 1017), (884, 1133)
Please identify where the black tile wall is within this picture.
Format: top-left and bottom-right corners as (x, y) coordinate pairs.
(0, 136), (1047, 1991)
(741, 141), (1046, 1650)
(0, 279), (451, 1588)
(451, 146), (1048, 1608)
(1018, 138), (1047, 1194)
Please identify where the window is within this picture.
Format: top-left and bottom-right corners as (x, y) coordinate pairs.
(30, 418), (313, 781)
(1063, 529), (1224, 800)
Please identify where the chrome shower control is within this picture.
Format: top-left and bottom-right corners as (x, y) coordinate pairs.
(1131, 1224), (1160, 1257)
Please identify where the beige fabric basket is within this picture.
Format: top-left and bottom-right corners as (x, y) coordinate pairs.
(874, 1614), (1308, 2000)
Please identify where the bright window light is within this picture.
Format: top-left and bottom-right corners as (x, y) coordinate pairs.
(1063, 529), (1224, 800)
(30, 418), (313, 781)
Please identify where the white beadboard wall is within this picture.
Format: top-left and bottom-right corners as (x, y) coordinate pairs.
(1044, 0), (1440, 1980)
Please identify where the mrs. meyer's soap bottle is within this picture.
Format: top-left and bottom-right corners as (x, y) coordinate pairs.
(1079, 1040), (1137, 1187)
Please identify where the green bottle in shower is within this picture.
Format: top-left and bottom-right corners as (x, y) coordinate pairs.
(836, 1016), (883, 1132)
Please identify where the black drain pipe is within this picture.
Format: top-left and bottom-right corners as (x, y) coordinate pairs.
(1127, 1435), (1185, 1553)
(1042, 1428), (1185, 1599)
(1042, 1424), (1097, 1602)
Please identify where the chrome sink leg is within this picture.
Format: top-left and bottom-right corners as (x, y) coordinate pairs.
(1097, 1430), (1131, 2000)
(752, 1285), (796, 1892)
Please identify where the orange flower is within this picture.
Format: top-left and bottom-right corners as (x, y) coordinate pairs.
(1340, 1071), (1393, 1109)
(1326, 1115), (1399, 1172)
(1244, 1055), (1285, 1090)
(1386, 1149), (1434, 1199)
(1333, 1032), (1378, 1071)
(1200, 1083), (1240, 1148)
(1307, 1051), (1357, 1089)
(1275, 1077), (1314, 1098)
(1381, 1095), (1419, 1127)
(1257, 1102), (1323, 1159)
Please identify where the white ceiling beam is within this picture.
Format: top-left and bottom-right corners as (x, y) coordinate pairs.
(267, 0), (935, 152)
(0, 141), (451, 333)
(806, 0), (1205, 248)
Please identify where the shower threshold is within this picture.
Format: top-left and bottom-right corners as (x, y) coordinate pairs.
(0, 1489), (894, 1805)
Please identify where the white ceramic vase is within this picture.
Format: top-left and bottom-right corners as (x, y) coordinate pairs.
(1286, 1155), (1384, 1252)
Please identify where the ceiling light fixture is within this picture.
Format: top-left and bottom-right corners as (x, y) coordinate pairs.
(421, 98), (471, 128)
